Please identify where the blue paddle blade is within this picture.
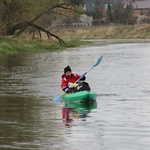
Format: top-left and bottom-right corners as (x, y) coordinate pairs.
(92, 56), (103, 68)
(52, 95), (62, 101)
(52, 93), (67, 102)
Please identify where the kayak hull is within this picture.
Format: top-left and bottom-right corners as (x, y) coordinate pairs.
(63, 91), (97, 104)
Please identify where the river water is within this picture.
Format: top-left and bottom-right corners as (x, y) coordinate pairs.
(0, 41), (150, 150)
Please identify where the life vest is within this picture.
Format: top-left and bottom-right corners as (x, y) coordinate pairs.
(61, 73), (80, 92)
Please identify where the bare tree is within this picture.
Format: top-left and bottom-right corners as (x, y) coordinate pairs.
(0, 0), (84, 45)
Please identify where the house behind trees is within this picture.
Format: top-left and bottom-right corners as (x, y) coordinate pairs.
(84, 0), (150, 24)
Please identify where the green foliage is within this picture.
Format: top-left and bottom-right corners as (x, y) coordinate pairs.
(65, 0), (84, 6)
(65, 39), (88, 47)
(0, 0), (84, 36)
(86, 8), (103, 20)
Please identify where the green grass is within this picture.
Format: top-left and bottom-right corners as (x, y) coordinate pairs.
(65, 39), (89, 47)
(0, 37), (88, 55)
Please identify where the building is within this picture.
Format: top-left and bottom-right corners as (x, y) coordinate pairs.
(84, 0), (114, 13)
(133, 0), (150, 9)
(85, 0), (150, 14)
(84, 0), (150, 25)
(132, 0), (150, 16)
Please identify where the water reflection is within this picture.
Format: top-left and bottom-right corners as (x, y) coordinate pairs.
(62, 102), (97, 128)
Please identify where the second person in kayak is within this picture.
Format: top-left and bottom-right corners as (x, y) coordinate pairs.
(61, 65), (85, 93)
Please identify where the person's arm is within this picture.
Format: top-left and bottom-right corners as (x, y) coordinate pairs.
(77, 73), (86, 81)
(73, 73), (86, 82)
(61, 78), (69, 92)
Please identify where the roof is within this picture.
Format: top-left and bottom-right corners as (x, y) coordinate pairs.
(132, 1), (150, 9)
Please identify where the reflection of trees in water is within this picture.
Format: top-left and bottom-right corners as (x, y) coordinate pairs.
(0, 55), (26, 69)
(0, 55), (35, 97)
(0, 97), (42, 145)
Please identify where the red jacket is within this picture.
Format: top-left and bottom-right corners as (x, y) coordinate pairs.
(61, 73), (80, 93)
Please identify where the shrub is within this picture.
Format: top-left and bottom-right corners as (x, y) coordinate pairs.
(79, 14), (93, 26)
(137, 15), (150, 24)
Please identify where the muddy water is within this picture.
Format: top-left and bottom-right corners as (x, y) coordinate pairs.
(0, 42), (150, 150)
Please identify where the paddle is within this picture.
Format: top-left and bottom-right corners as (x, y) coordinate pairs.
(75, 55), (103, 83)
(52, 55), (103, 102)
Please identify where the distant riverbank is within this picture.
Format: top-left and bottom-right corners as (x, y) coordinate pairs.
(51, 24), (150, 39)
(0, 24), (150, 55)
(82, 39), (150, 46)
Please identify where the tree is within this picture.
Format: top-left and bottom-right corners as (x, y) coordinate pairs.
(0, 0), (32, 35)
(122, 3), (133, 24)
(112, 0), (133, 24)
(86, 8), (103, 20)
(0, 0), (84, 45)
(107, 4), (113, 23)
(112, 0), (124, 24)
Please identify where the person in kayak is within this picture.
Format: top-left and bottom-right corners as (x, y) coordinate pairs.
(61, 65), (86, 93)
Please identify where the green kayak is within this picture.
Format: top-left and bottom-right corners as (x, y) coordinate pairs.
(63, 91), (97, 104)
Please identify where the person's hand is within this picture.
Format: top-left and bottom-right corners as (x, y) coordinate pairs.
(64, 88), (69, 92)
(80, 74), (86, 81)
(80, 74), (85, 79)
(68, 83), (78, 88)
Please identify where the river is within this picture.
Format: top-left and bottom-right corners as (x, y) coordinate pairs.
(0, 41), (150, 150)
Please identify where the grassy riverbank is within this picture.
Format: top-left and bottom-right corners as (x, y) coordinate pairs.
(51, 24), (150, 39)
(0, 37), (87, 55)
(0, 24), (150, 55)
